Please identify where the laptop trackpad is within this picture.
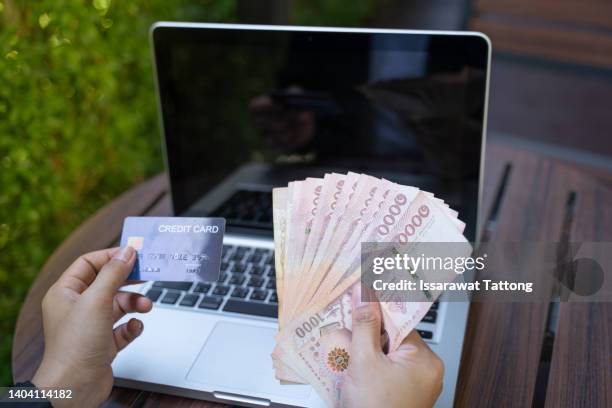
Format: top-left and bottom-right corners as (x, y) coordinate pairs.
(186, 322), (311, 399)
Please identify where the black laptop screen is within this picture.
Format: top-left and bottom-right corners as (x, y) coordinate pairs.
(153, 25), (489, 240)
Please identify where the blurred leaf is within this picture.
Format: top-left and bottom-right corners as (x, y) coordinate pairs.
(92, 0), (111, 13)
(38, 13), (50, 29)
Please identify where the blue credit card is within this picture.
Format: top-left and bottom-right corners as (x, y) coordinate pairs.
(120, 216), (226, 282)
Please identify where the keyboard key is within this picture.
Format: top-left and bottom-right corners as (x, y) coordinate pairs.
(232, 263), (247, 274)
(153, 281), (193, 291)
(269, 291), (278, 303)
(229, 274), (245, 285)
(193, 282), (211, 294)
(250, 289), (268, 301)
(179, 294), (200, 307)
(217, 272), (228, 283)
(145, 289), (162, 302)
(198, 296), (223, 310)
(160, 291), (180, 305)
(224, 299), (278, 318)
(247, 253), (262, 264)
(221, 261), (230, 271)
(417, 330), (433, 340)
(235, 247), (248, 256)
(231, 287), (249, 298)
(230, 252), (244, 262)
(266, 278), (276, 289)
(212, 285), (230, 296)
(247, 276), (265, 288)
(250, 266), (265, 276)
(254, 248), (269, 256)
(222, 245), (233, 258)
(267, 267), (276, 278)
(422, 311), (437, 323)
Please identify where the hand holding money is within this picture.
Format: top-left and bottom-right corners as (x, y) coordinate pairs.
(342, 289), (443, 408)
(272, 172), (470, 407)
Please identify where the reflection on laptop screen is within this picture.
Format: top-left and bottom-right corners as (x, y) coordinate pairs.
(153, 27), (488, 240)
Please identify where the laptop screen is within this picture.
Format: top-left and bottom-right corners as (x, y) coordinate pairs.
(153, 25), (489, 241)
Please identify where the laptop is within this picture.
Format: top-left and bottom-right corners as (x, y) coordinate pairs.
(112, 23), (491, 408)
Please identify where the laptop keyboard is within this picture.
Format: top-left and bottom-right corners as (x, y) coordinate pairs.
(144, 243), (438, 339)
(146, 244), (278, 318)
(210, 190), (273, 230)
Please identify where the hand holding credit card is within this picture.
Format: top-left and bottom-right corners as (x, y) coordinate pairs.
(120, 217), (226, 282)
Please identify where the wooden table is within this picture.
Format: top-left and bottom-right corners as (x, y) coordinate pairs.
(12, 137), (612, 407)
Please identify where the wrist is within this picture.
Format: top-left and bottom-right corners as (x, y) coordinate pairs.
(32, 357), (79, 408)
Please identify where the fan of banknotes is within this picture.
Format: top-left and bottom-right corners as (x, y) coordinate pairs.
(272, 172), (471, 407)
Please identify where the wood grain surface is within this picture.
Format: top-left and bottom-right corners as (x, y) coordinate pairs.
(544, 160), (612, 407)
(471, 0), (612, 69)
(456, 142), (562, 407)
(475, 0), (612, 29)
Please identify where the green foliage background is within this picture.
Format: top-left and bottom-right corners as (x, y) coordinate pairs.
(0, 0), (378, 387)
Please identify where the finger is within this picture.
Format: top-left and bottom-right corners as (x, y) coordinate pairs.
(56, 248), (119, 294)
(396, 330), (445, 390)
(350, 284), (383, 361)
(112, 292), (153, 322)
(381, 330), (390, 354)
(391, 330), (436, 363)
(113, 318), (144, 352)
(397, 329), (429, 352)
(87, 246), (136, 297)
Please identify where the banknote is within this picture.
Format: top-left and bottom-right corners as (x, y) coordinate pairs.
(272, 188), (289, 324)
(295, 175), (395, 309)
(271, 173), (470, 406)
(294, 174), (371, 304)
(283, 177), (324, 320)
(313, 190), (466, 312)
(292, 173), (347, 314)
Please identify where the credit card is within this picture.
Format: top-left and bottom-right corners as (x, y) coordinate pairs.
(120, 216), (226, 282)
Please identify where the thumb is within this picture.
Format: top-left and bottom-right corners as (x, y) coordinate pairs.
(114, 318), (144, 352)
(87, 246), (136, 297)
(350, 285), (382, 362)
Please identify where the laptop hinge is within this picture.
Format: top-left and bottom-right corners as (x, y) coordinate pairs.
(213, 391), (271, 406)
